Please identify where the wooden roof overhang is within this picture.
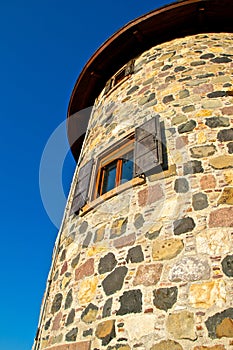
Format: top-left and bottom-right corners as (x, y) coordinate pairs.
(67, 0), (233, 161)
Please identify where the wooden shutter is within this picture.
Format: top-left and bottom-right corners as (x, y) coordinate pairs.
(71, 159), (94, 214)
(124, 59), (135, 76)
(134, 116), (162, 176)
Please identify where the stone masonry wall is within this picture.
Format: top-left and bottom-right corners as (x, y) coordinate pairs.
(38, 33), (233, 350)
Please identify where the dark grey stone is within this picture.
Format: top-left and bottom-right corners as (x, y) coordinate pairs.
(174, 66), (186, 72)
(71, 253), (80, 268)
(116, 290), (142, 315)
(148, 92), (156, 102)
(53, 270), (59, 282)
(173, 217), (196, 235)
(191, 60), (206, 66)
(174, 178), (189, 193)
(222, 255), (233, 277)
(205, 116), (230, 128)
(228, 142), (233, 154)
(197, 73), (215, 79)
(217, 128), (233, 142)
(163, 95), (174, 104)
(205, 308), (233, 339)
(153, 287), (178, 311)
(60, 249), (66, 262)
(66, 308), (75, 326)
(134, 213), (145, 229)
(102, 266), (128, 296)
(200, 53), (215, 59)
(79, 221), (88, 234)
(211, 57), (232, 63)
(207, 91), (227, 98)
(102, 298), (113, 318)
(178, 120), (196, 133)
(98, 253), (117, 275)
(107, 345), (130, 350)
(127, 86), (139, 95)
(165, 75), (176, 83)
(44, 318), (51, 330)
(51, 293), (63, 314)
(126, 245), (144, 263)
(65, 289), (73, 309)
(192, 192), (208, 211)
(183, 160), (204, 175)
(145, 226), (162, 240)
(178, 76), (192, 82)
(83, 329), (93, 337)
(82, 231), (92, 248)
(65, 327), (78, 342)
(162, 64), (172, 71)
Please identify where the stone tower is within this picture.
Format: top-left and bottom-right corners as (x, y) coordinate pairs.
(34, 1), (233, 349)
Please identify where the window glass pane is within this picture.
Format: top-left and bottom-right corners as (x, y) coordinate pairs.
(120, 151), (134, 184)
(102, 160), (117, 194)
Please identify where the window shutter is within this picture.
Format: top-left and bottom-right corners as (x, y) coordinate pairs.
(134, 116), (162, 176)
(104, 78), (112, 94)
(71, 159), (94, 214)
(124, 59), (135, 76)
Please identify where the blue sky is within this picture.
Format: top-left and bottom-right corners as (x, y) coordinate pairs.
(0, 1), (170, 349)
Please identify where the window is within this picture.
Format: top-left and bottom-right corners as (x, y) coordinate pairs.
(71, 116), (163, 215)
(95, 138), (134, 198)
(104, 59), (135, 95)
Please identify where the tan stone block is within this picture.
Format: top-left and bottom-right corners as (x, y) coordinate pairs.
(197, 131), (207, 144)
(87, 246), (107, 257)
(224, 170), (233, 185)
(216, 318), (233, 338)
(210, 47), (224, 53)
(200, 174), (216, 190)
(218, 187), (233, 205)
(95, 319), (115, 339)
(189, 280), (226, 308)
(195, 110), (212, 117)
(209, 155), (233, 169)
(193, 346), (226, 350)
(152, 238), (184, 261)
(133, 263), (163, 286)
(148, 164), (177, 182)
(61, 275), (71, 290)
(151, 339), (183, 350)
(78, 276), (98, 305)
(166, 311), (196, 340)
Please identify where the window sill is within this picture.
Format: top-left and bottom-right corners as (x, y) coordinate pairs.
(80, 176), (145, 216)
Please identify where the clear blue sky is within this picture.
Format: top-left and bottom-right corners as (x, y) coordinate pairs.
(0, 1), (170, 349)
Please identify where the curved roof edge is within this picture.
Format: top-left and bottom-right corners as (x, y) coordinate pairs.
(67, 0), (233, 161)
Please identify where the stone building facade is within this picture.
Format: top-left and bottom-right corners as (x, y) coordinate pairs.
(33, 1), (233, 349)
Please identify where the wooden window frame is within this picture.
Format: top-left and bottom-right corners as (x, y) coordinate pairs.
(104, 59), (135, 95)
(93, 135), (135, 200)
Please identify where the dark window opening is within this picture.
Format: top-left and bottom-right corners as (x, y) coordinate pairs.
(97, 148), (134, 197)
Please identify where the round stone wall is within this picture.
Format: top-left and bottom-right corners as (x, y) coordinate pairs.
(39, 33), (233, 350)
